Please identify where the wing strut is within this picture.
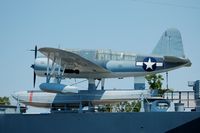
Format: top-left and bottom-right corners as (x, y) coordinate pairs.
(45, 53), (64, 84)
(101, 78), (105, 90)
(46, 53), (51, 83)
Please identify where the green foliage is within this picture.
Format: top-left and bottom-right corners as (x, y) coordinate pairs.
(145, 74), (164, 90)
(115, 101), (141, 112)
(0, 97), (10, 105)
(97, 101), (141, 112)
(124, 101), (141, 112)
(97, 104), (112, 112)
(145, 74), (173, 96)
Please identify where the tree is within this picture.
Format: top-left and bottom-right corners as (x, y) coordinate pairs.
(145, 74), (164, 90)
(97, 101), (141, 112)
(124, 101), (141, 112)
(114, 101), (141, 112)
(0, 97), (10, 105)
(145, 74), (172, 96)
(97, 104), (112, 112)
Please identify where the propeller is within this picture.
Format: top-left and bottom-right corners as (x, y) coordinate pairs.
(30, 45), (38, 88)
(34, 45), (37, 59)
(33, 70), (36, 88)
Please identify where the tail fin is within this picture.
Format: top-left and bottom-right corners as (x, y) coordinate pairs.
(152, 28), (185, 58)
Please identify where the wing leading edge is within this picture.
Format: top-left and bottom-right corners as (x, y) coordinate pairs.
(39, 47), (109, 74)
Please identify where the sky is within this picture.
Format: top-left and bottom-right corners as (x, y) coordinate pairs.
(0, 0), (200, 100)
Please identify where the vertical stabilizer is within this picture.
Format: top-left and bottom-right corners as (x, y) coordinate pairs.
(152, 28), (185, 58)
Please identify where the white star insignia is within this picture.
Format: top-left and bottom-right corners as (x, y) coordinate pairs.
(144, 58), (155, 70)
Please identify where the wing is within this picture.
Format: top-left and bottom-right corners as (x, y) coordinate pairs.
(39, 47), (109, 73)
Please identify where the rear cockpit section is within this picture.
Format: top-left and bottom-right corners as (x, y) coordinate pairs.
(96, 50), (136, 61)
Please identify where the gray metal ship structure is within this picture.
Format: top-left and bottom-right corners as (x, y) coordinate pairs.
(1, 80), (200, 133)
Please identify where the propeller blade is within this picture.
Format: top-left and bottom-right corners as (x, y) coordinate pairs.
(33, 72), (36, 88)
(34, 45), (37, 59)
(30, 45), (37, 88)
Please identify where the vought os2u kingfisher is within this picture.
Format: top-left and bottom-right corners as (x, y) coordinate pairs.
(13, 28), (191, 111)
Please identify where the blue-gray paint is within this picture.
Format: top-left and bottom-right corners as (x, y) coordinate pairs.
(194, 80), (200, 99)
(134, 83), (145, 90)
(152, 28), (185, 58)
(1, 112), (200, 133)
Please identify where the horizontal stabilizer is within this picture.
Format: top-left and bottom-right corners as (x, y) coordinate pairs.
(164, 56), (192, 67)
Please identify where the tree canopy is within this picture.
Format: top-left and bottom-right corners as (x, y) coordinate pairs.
(145, 74), (172, 96)
(145, 74), (164, 90)
(0, 97), (10, 105)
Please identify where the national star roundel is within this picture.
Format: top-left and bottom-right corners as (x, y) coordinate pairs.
(142, 57), (157, 72)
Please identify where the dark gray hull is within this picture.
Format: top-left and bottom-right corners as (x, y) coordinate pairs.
(1, 112), (200, 133)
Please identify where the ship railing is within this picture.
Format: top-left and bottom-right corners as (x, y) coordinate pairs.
(163, 91), (196, 108)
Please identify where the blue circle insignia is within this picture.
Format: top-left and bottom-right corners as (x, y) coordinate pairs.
(142, 57), (157, 72)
